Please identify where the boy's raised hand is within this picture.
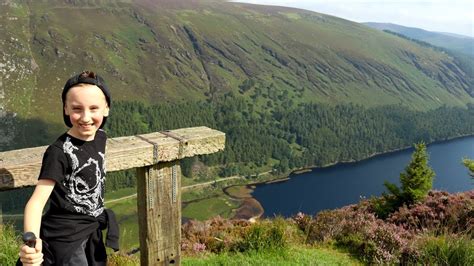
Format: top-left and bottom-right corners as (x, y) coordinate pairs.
(19, 238), (43, 266)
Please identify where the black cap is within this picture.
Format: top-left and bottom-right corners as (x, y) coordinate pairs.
(62, 71), (111, 128)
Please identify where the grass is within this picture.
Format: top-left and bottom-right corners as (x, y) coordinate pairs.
(105, 187), (137, 201)
(182, 245), (362, 265)
(417, 235), (474, 265)
(106, 244), (362, 266)
(106, 197), (140, 251)
(0, 224), (21, 266)
(182, 196), (238, 220)
(182, 176), (203, 187)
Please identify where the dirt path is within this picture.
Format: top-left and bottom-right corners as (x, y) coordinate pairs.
(181, 175), (246, 191)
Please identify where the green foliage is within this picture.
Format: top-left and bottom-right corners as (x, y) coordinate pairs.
(182, 246), (362, 265)
(415, 235), (474, 266)
(380, 142), (435, 217)
(463, 158), (474, 177)
(369, 196), (396, 221)
(106, 169), (136, 192)
(0, 224), (20, 266)
(236, 219), (288, 253)
(335, 233), (378, 263)
(398, 143), (435, 203)
(101, 97), (472, 190)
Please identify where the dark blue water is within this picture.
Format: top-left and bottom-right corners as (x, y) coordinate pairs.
(253, 136), (474, 218)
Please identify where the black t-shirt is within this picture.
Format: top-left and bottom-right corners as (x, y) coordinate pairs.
(39, 130), (107, 217)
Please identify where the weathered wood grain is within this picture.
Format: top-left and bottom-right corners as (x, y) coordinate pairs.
(0, 126), (225, 190)
(137, 162), (181, 266)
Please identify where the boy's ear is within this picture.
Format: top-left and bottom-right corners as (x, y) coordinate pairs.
(64, 105), (70, 115)
(103, 106), (110, 117)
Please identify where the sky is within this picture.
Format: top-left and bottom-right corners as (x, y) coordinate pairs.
(232, 0), (474, 38)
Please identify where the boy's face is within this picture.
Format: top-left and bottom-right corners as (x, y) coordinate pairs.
(64, 84), (109, 141)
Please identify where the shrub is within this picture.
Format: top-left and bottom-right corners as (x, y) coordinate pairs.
(181, 216), (251, 255)
(292, 212), (313, 243)
(295, 204), (414, 264)
(299, 209), (346, 243)
(414, 234), (474, 265)
(181, 216), (295, 256)
(388, 190), (474, 235)
(235, 219), (288, 253)
(0, 224), (20, 266)
(370, 194), (399, 219)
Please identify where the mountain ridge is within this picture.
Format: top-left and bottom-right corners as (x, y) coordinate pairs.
(363, 22), (474, 57)
(1, 0), (473, 125)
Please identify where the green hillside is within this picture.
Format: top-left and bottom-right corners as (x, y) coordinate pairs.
(364, 22), (474, 57)
(1, 0), (473, 127)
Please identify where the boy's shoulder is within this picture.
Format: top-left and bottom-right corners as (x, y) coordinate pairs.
(48, 132), (69, 151)
(96, 129), (107, 140)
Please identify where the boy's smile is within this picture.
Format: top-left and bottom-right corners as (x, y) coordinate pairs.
(64, 84), (109, 141)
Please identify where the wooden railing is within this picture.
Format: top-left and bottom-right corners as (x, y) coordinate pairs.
(0, 126), (225, 266)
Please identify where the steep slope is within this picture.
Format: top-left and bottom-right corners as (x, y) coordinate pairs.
(1, 0), (473, 125)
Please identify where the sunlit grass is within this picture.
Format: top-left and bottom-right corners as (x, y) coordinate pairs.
(182, 245), (362, 265)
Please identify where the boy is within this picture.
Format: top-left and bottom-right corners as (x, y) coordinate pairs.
(19, 71), (118, 265)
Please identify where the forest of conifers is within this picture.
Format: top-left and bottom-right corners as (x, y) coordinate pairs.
(102, 93), (474, 190)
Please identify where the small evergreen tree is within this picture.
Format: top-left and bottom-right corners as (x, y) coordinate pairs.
(376, 142), (435, 218)
(397, 142), (435, 204)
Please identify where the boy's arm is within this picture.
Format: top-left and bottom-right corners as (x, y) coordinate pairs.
(20, 179), (55, 266)
(24, 179), (55, 236)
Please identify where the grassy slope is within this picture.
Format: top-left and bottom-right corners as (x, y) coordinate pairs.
(1, 0), (473, 127)
(182, 246), (361, 265)
(363, 22), (474, 57)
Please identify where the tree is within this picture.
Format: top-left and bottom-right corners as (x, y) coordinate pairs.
(463, 158), (474, 177)
(400, 142), (435, 203)
(376, 142), (436, 218)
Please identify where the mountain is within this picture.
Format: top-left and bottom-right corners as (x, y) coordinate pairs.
(363, 22), (474, 57)
(1, 0), (473, 126)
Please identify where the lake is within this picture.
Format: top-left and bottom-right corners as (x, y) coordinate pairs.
(252, 136), (474, 218)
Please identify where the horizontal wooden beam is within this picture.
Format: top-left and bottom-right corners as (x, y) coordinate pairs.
(0, 126), (225, 190)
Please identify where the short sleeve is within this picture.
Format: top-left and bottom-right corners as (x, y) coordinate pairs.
(38, 145), (67, 183)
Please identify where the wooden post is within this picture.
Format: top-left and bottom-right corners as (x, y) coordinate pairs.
(137, 162), (182, 265)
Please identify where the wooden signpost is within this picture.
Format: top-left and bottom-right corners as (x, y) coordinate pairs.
(0, 126), (225, 265)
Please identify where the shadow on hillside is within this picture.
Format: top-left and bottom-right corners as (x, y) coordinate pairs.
(0, 115), (64, 152)
(0, 115), (62, 228)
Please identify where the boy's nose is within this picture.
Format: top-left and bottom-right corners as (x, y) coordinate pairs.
(81, 111), (92, 122)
